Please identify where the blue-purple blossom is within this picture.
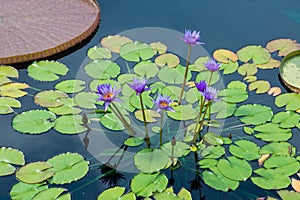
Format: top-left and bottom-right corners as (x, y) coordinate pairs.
(180, 29), (204, 46)
(128, 78), (150, 95)
(204, 59), (221, 72)
(201, 87), (218, 101)
(195, 80), (207, 92)
(96, 84), (122, 111)
(153, 94), (175, 112)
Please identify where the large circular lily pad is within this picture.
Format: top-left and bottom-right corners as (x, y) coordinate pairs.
(0, 0), (100, 64)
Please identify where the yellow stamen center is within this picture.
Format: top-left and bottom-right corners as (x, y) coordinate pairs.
(103, 92), (113, 99)
(160, 101), (168, 107)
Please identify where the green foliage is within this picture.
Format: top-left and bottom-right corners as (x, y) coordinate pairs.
(254, 123), (292, 142)
(97, 187), (136, 200)
(161, 142), (190, 158)
(167, 105), (197, 120)
(85, 60), (120, 79)
(55, 80), (86, 94)
(54, 115), (87, 134)
(155, 53), (180, 68)
(229, 140), (260, 161)
(158, 65), (191, 84)
(10, 182), (48, 200)
(124, 137), (144, 147)
(0, 66), (18, 85)
(234, 104), (273, 125)
(32, 188), (71, 200)
(218, 88), (248, 103)
(0, 97), (21, 114)
(120, 42), (155, 62)
(133, 61), (159, 78)
(259, 142), (296, 156)
(0, 147), (25, 176)
(275, 93), (300, 111)
(87, 46), (112, 60)
(34, 90), (68, 108)
(237, 45), (270, 64)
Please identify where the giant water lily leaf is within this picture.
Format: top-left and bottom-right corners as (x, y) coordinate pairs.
(158, 65), (191, 84)
(133, 61), (159, 78)
(120, 42), (155, 62)
(202, 166), (239, 192)
(54, 115), (87, 134)
(32, 188), (70, 200)
(277, 190), (300, 200)
(161, 142), (190, 158)
(134, 109), (160, 122)
(0, 82), (29, 98)
(34, 90), (68, 108)
(272, 111), (300, 128)
(259, 142), (295, 156)
(16, 162), (54, 184)
(251, 168), (290, 190)
(10, 182), (48, 200)
(0, 97), (21, 114)
(0, 66), (18, 85)
(210, 101), (236, 118)
(237, 45), (270, 64)
(275, 93), (300, 111)
(266, 38), (300, 57)
(48, 98), (81, 115)
(150, 42), (167, 55)
(0, 147), (25, 176)
(234, 104), (273, 125)
(161, 86), (182, 101)
(74, 92), (97, 109)
(263, 156), (299, 176)
(155, 53), (180, 68)
(167, 105), (197, 121)
(196, 70), (220, 85)
(217, 156), (252, 181)
(185, 87), (201, 104)
(201, 146), (225, 159)
(189, 56), (209, 72)
(237, 63), (258, 76)
(27, 61), (69, 82)
(130, 172), (168, 197)
(101, 113), (130, 131)
(85, 60), (120, 79)
(13, 110), (56, 134)
(256, 58), (280, 69)
(134, 148), (170, 173)
(248, 80), (271, 94)
(254, 123), (292, 142)
(218, 88), (248, 103)
(47, 152), (89, 184)
(87, 46), (112, 60)
(213, 49), (238, 64)
(219, 60), (239, 74)
(55, 80), (86, 94)
(280, 59), (300, 90)
(101, 35), (133, 53)
(229, 140), (260, 161)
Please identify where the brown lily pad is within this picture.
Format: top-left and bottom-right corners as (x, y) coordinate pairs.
(0, 0), (100, 64)
(266, 38), (300, 57)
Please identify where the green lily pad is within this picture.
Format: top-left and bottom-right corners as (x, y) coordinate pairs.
(97, 187), (126, 200)
(254, 123), (292, 142)
(134, 148), (170, 173)
(32, 188), (70, 200)
(161, 86), (183, 101)
(118, 74), (139, 85)
(272, 111), (300, 128)
(185, 87), (201, 104)
(134, 109), (160, 122)
(10, 182), (48, 200)
(54, 115), (87, 134)
(16, 162), (54, 184)
(84, 59), (120, 80)
(277, 190), (300, 200)
(259, 142), (296, 156)
(201, 145), (225, 159)
(196, 70), (220, 85)
(101, 35), (133, 53)
(189, 56), (209, 72)
(87, 46), (112, 60)
(219, 60), (239, 74)
(203, 132), (224, 145)
(218, 88), (248, 103)
(48, 98), (82, 115)
(0, 97), (21, 114)
(237, 63), (258, 76)
(27, 61), (69, 82)
(101, 113), (130, 131)
(34, 90), (68, 108)
(198, 159), (218, 169)
(158, 65), (191, 84)
(266, 38), (300, 57)
(129, 91), (154, 109)
(150, 42), (167, 55)
(244, 75), (258, 83)
(237, 45), (270, 64)
(280, 53), (300, 91)
(256, 58), (280, 69)
(210, 101), (236, 118)
(74, 92), (97, 109)
(133, 61), (159, 78)
(161, 142), (190, 158)
(263, 155), (299, 176)
(275, 93), (300, 111)
(248, 80), (271, 94)
(0, 66), (18, 85)
(0, 82), (29, 98)
(227, 80), (247, 91)
(229, 140), (260, 161)
(0, 147), (25, 176)
(167, 105), (197, 121)
(120, 42), (155, 62)
(47, 152), (89, 184)
(55, 80), (86, 94)
(155, 53), (180, 68)
(130, 172), (168, 197)
(124, 137), (144, 147)
(12, 110), (56, 134)
(89, 79), (121, 93)
(234, 104), (273, 125)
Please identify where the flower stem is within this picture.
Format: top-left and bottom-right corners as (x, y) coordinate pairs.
(178, 45), (192, 105)
(193, 101), (211, 144)
(208, 71), (213, 86)
(110, 103), (135, 136)
(193, 96), (205, 134)
(160, 110), (164, 147)
(139, 94), (150, 148)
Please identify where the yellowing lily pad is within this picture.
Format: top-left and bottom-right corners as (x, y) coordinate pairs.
(256, 58), (280, 69)
(266, 38), (300, 57)
(0, 66), (18, 85)
(101, 35), (133, 53)
(134, 109), (160, 122)
(150, 42), (167, 54)
(0, 82), (29, 98)
(0, 97), (21, 114)
(34, 90), (68, 108)
(155, 53), (180, 68)
(213, 49), (238, 64)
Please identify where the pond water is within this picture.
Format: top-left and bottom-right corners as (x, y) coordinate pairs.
(1, 0), (300, 199)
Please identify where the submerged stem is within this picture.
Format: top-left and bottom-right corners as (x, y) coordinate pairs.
(160, 110), (164, 147)
(193, 101), (211, 144)
(193, 96), (205, 134)
(139, 94), (150, 148)
(110, 103), (135, 136)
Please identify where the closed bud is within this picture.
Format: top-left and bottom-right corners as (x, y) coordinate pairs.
(171, 137), (176, 146)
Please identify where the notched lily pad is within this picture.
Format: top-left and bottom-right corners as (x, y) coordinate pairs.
(120, 42), (155, 62)
(150, 42), (167, 54)
(167, 105), (197, 121)
(134, 109), (160, 122)
(266, 38), (300, 57)
(213, 49), (238, 64)
(55, 80), (86, 94)
(54, 115), (87, 134)
(0, 147), (25, 176)
(248, 80), (271, 94)
(155, 53), (180, 68)
(34, 90), (68, 108)
(0, 82), (29, 98)
(133, 61), (159, 78)
(32, 187), (70, 200)
(0, 97), (21, 114)
(87, 46), (112, 60)
(101, 35), (133, 53)
(84, 59), (120, 80)
(10, 182), (48, 200)
(275, 93), (300, 111)
(237, 45), (270, 64)
(229, 140), (260, 161)
(234, 104), (273, 125)
(0, 66), (18, 85)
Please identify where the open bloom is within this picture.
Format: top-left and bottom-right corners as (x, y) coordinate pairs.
(180, 29), (205, 46)
(195, 80), (207, 92)
(204, 59), (221, 72)
(128, 78), (150, 95)
(153, 94), (175, 112)
(201, 87), (218, 101)
(96, 84), (122, 111)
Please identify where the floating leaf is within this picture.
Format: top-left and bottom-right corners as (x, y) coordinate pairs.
(0, 66), (18, 85)
(185, 87), (201, 104)
(227, 80), (247, 90)
(268, 87), (281, 96)
(196, 70), (220, 85)
(266, 38), (300, 56)
(32, 188), (70, 200)
(27, 61), (69, 82)
(129, 91), (154, 109)
(161, 86), (183, 101)
(238, 63), (257, 76)
(198, 159), (218, 169)
(158, 65), (191, 84)
(217, 156), (252, 181)
(0, 82), (29, 98)
(229, 140), (260, 161)
(155, 53), (180, 68)
(134, 109), (160, 122)
(101, 35), (133, 53)
(213, 49), (238, 63)
(150, 42), (167, 54)
(101, 113), (130, 131)
(97, 187), (126, 200)
(167, 105), (197, 121)
(134, 148), (170, 173)
(74, 92), (97, 109)
(85, 59), (120, 79)
(131, 172), (168, 197)
(237, 45), (270, 64)
(234, 104), (273, 125)
(87, 46), (112, 60)
(34, 90), (68, 108)
(258, 154), (270, 166)
(275, 93), (300, 111)
(218, 88), (248, 103)
(54, 115), (87, 134)
(120, 42), (155, 62)
(219, 61), (239, 74)
(263, 156), (299, 176)
(248, 80), (271, 94)
(0, 147), (25, 176)
(13, 110), (56, 134)
(0, 97), (21, 114)
(161, 142), (190, 158)
(133, 61), (159, 78)
(189, 57), (209, 72)
(292, 178), (300, 193)
(243, 75), (257, 83)
(210, 101), (236, 118)
(177, 188), (192, 200)
(55, 80), (85, 94)
(90, 79), (121, 93)
(118, 74), (139, 85)
(124, 137), (144, 147)
(280, 56), (300, 91)
(10, 182), (48, 200)
(203, 132), (224, 146)
(48, 98), (81, 115)
(254, 123), (292, 142)
(16, 162), (54, 184)
(201, 146), (225, 159)
(47, 152), (89, 184)
(153, 192), (181, 200)
(277, 190), (300, 200)
(259, 142), (296, 156)
(256, 58), (280, 69)
(272, 111), (300, 128)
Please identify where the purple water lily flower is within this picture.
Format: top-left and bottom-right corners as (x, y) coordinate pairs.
(180, 29), (205, 46)
(204, 59), (221, 72)
(96, 84), (122, 111)
(153, 94), (175, 112)
(128, 78), (150, 95)
(195, 80), (207, 92)
(201, 87), (218, 101)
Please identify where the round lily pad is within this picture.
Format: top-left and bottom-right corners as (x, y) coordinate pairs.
(84, 59), (120, 80)
(87, 46), (112, 60)
(133, 61), (159, 78)
(0, 66), (18, 85)
(54, 115), (87, 134)
(234, 104), (273, 125)
(0, 82), (29, 98)
(32, 188), (70, 200)
(55, 80), (86, 94)
(34, 90), (68, 108)
(10, 182), (48, 200)
(97, 186), (126, 200)
(120, 42), (155, 62)
(229, 140), (260, 161)
(48, 98), (82, 115)
(161, 142), (190, 158)
(101, 35), (133, 53)
(0, 97), (21, 114)
(155, 53), (180, 68)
